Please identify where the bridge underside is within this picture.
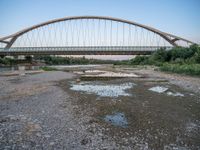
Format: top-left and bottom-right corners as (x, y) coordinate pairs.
(0, 51), (154, 56)
(0, 46), (172, 56)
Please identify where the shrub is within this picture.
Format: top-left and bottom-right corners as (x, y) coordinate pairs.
(151, 48), (169, 62)
(160, 63), (200, 76)
(130, 56), (149, 65)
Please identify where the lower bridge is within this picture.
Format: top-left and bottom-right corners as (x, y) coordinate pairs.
(0, 46), (172, 56)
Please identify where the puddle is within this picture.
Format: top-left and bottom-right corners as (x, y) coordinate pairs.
(50, 65), (101, 70)
(0, 66), (41, 72)
(104, 112), (128, 128)
(66, 74), (199, 149)
(149, 86), (184, 97)
(167, 91), (184, 97)
(52, 65), (101, 68)
(149, 86), (168, 93)
(70, 82), (135, 97)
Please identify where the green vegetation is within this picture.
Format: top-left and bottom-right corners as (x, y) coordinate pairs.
(40, 66), (58, 71)
(0, 57), (17, 66)
(0, 56), (116, 66)
(115, 44), (200, 76)
(160, 63), (200, 76)
(1, 44), (200, 76)
(35, 56), (116, 65)
(0, 57), (32, 66)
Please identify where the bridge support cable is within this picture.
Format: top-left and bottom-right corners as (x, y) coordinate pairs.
(128, 24), (131, 47)
(1, 16), (196, 55)
(122, 24), (125, 46)
(135, 26), (138, 47)
(116, 22), (119, 46)
(110, 20), (112, 47)
(104, 20), (107, 48)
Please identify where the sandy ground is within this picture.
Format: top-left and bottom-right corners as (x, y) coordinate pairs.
(0, 66), (200, 149)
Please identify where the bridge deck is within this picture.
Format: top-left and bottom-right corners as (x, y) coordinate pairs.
(0, 46), (172, 56)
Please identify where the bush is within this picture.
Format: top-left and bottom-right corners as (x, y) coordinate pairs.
(160, 63), (200, 76)
(193, 47), (200, 63)
(130, 56), (149, 65)
(151, 48), (170, 62)
(35, 56), (117, 65)
(0, 57), (16, 65)
(127, 44), (200, 65)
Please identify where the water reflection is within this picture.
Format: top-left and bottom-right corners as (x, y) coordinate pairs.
(149, 86), (168, 93)
(0, 66), (40, 72)
(104, 112), (128, 128)
(149, 86), (184, 97)
(70, 82), (135, 97)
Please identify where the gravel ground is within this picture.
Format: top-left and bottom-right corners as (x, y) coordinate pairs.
(0, 71), (118, 149)
(117, 66), (200, 94)
(0, 68), (200, 150)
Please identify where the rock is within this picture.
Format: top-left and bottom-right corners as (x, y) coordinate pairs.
(81, 138), (89, 145)
(76, 79), (81, 83)
(36, 133), (42, 137)
(49, 142), (55, 146)
(98, 133), (103, 137)
(44, 134), (51, 138)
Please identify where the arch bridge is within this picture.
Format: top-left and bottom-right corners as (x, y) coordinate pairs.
(0, 16), (196, 56)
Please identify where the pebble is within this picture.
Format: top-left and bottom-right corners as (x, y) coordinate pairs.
(44, 134), (51, 138)
(36, 133), (42, 137)
(49, 142), (55, 146)
(98, 133), (103, 137)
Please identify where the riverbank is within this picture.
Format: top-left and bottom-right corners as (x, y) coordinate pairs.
(115, 65), (200, 94)
(0, 65), (199, 149)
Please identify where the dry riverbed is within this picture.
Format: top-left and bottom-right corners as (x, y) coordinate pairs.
(0, 65), (200, 149)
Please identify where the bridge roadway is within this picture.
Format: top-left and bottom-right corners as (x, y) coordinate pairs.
(0, 46), (172, 56)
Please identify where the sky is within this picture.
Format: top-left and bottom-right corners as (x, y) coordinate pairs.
(0, 0), (199, 44)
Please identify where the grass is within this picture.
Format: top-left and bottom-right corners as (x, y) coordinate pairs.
(160, 63), (200, 76)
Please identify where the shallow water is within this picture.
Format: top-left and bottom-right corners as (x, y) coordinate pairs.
(166, 91), (184, 97)
(104, 112), (128, 128)
(149, 85), (184, 97)
(66, 76), (200, 149)
(51, 65), (101, 69)
(149, 86), (168, 93)
(70, 82), (135, 97)
(0, 66), (40, 72)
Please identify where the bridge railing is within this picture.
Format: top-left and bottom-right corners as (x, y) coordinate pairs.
(0, 46), (173, 52)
